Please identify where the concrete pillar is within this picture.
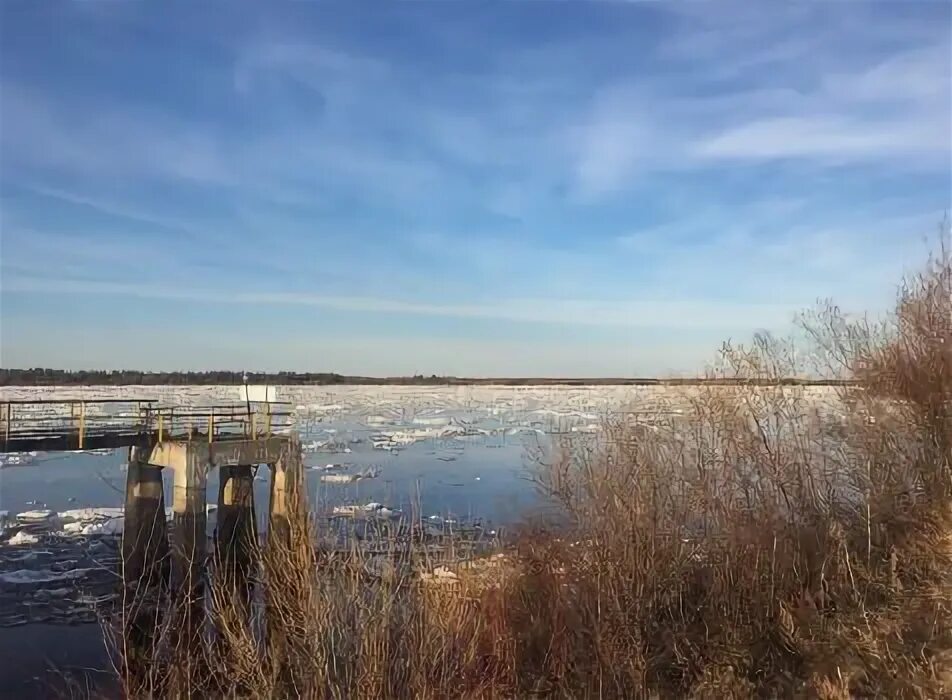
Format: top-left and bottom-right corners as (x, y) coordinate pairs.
(263, 438), (306, 679)
(171, 449), (208, 607)
(121, 445), (169, 685)
(216, 464), (257, 586)
(268, 438), (304, 545)
(122, 445), (169, 587)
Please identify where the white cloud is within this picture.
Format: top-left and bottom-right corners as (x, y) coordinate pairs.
(827, 46), (949, 104)
(615, 205), (942, 311)
(573, 117), (654, 198)
(0, 84), (232, 185)
(695, 43), (951, 163)
(694, 115), (946, 161)
(568, 10), (950, 196)
(2, 274), (799, 331)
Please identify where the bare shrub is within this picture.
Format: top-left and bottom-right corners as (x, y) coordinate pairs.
(107, 242), (951, 698)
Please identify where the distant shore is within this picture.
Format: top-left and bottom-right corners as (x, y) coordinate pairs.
(0, 369), (854, 387)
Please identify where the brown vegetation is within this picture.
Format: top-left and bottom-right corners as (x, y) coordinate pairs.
(107, 245), (951, 698)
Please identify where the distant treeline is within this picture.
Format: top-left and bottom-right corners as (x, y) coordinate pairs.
(0, 368), (855, 387)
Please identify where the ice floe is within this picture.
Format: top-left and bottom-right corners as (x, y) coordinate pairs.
(0, 567), (94, 585)
(7, 531), (41, 546)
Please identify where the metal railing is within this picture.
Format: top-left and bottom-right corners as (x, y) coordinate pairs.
(141, 403), (293, 443)
(0, 399), (293, 453)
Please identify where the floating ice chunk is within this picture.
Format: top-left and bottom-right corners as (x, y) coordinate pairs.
(7, 531), (41, 545)
(321, 467), (379, 484)
(0, 568), (93, 584)
(34, 587), (72, 600)
(374, 507), (402, 519)
(420, 566), (459, 585)
(310, 463), (341, 472)
(321, 473), (358, 484)
(4, 551), (38, 563)
(16, 510), (55, 524)
(332, 502), (401, 519)
(81, 517), (123, 536)
(413, 416), (450, 427)
(59, 507), (123, 523)
(0, 452), (36, 467)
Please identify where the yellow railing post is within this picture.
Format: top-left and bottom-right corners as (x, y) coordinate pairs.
(78, 401), (86, 450)
(208, 409), (215, 444)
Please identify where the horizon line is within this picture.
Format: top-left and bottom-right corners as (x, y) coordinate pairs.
(0, 368), (855, 387)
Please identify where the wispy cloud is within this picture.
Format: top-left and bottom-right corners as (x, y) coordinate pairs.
(568, 8), (950, 197)
(0, 83), (232, 185)
(2, 274), (800, 331)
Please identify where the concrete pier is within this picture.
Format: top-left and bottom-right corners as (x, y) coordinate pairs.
(268, 437), (304, 545)
(117, 434), (294, 610)
(121, 437), (290, 617)
(122, 445), (169, 587)
(172, 465), (207, 599)
(142, 442), (207, 598)
(121, 444), (170, 683)
(1, 399), (299, 679)
(216, 464), (257, 586)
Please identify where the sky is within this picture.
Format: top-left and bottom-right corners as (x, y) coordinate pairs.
(0, 1), (949, 376)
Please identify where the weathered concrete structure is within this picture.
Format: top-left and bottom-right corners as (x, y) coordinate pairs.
(121, 436), (303, 603)
(0, 398), (302, 679)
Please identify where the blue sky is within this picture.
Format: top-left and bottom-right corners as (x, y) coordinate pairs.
(1, 1), (949, 376)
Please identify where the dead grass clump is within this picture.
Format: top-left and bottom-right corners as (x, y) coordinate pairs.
(527, 240), (951, 697)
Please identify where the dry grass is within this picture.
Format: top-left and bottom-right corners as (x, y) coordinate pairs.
(108, 244), (951, 698)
